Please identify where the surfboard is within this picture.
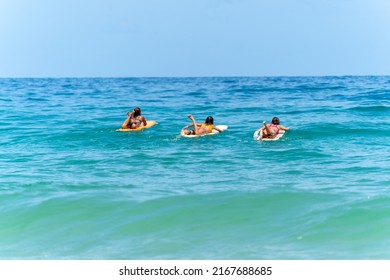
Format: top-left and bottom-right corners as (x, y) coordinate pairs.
(181, 125), (228, 138)
(116, 120), (157, 132)
(253, 128), (285, 141)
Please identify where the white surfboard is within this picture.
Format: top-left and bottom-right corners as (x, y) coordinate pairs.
(253, 128), (285, 141)
(181, 125), (228, 138)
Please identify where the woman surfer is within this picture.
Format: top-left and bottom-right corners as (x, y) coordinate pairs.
(182, 115), (222, 136)
(121, 107), (147, 129)
(259, 117), (289, 139)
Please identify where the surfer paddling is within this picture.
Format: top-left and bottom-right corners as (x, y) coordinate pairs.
(182, 115), (223, 136)
(121, 107), (147, 129)
(259, 117), (289, 139)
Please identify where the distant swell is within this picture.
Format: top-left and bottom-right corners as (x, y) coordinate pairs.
(347, 105), (390, 112)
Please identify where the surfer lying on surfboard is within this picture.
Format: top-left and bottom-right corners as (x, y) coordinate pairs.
(121, 107), (147, 129)
(182, 115), (223, 136)
(258, 117), (289, 139)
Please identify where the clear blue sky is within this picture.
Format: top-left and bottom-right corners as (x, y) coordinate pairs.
(1, 0), (390, 77)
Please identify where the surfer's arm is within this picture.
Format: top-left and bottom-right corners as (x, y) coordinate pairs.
(121, 112), (132, 129)
(213, 126), (222, 132)
(141, 116), (147, 126)
(262, 121), (272, 135)
(279, 125), (289, 131)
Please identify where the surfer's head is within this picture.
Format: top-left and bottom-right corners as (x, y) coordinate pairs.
(205, 116), (214, 125)
(271, 117), (280, 125)
(133, 107), (141, 117)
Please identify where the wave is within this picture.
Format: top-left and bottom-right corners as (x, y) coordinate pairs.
(5, 190), (388, 259)
(347, 105), (390, 112)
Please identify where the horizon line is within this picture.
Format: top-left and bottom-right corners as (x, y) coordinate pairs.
(1, 74), (389, 79)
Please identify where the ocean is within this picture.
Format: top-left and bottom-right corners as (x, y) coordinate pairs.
(1, 76), (390, 259)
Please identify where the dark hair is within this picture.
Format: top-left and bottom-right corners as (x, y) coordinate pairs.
(271, 117), (280, 125)
(133, 107), (141, 117)
(205, 116), (214, 125)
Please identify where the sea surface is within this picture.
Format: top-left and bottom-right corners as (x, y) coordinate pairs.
(1, 76), (390, 260)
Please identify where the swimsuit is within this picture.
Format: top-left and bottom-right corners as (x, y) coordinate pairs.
(129, 116), (142, 128)
(201, 124), (213, 133)
(266, 124), (279, 137)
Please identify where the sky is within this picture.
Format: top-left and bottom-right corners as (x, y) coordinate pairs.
(1, 0), (390, 77)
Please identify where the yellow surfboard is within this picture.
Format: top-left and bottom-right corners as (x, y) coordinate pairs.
(116, 120), (157, 132)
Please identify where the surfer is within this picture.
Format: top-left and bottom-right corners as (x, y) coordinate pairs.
(182, 115), (223, 136)
(121, 107), (147, 129)
(259, 117), (289, 139)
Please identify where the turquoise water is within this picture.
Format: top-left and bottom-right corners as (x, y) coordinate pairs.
(1, 76), (390, 259)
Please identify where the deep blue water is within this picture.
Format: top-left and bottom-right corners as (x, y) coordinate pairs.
(1, 76), (390, 259)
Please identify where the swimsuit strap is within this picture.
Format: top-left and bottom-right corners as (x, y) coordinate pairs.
(128, 116), (142, 128)
(132, 116), (142, 124)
